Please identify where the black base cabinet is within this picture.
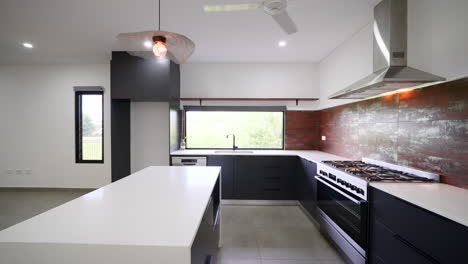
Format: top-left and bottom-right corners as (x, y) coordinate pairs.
(191, 178), (220, 264)
(369, 187), (468, 264)
(207, 156), (235, 199)
(235, 156), (297, 200)
(207, 155), (298, 200)
(297, 158), (317, 218)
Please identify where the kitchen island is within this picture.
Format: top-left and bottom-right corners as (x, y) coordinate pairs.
(0, 166), (221, 264)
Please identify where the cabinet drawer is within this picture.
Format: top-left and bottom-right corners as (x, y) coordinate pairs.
(236, 156), (296, 169)
(371, 220), (435, 264)
(236, 174), (295, 200)
(371, 187), (468, 263)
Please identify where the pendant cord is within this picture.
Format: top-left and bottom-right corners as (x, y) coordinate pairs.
(158, 0), (161, 31)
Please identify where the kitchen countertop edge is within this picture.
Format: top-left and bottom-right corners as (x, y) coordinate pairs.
(370, 182), (468, 228)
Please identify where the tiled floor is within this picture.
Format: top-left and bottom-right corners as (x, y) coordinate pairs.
(0, 189), (90, 231)
(218, 205), (345, 264)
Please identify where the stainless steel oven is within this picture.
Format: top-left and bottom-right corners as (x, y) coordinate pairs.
(316, 175), (368, 264)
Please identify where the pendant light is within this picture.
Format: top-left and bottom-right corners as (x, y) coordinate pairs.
(152, 0), (167, 57)
(116, 0), (195, 64)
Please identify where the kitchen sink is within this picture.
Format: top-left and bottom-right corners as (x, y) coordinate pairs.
(214, 150), (254, 154)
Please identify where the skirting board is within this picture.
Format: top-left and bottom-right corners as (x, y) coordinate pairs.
(222, 200), (299, 206)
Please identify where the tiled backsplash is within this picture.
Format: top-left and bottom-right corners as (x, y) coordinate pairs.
(285, 111), (320, 150)
(285, 78), (468, 188)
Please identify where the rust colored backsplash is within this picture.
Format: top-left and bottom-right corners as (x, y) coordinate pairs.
(285, 111), (320, 150)
(285, 78), (468, 189)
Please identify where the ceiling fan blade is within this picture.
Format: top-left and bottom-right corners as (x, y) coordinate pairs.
(116, 31), (195, 64)
(272, 10), (298, 34)
(203, 3), (260, 12)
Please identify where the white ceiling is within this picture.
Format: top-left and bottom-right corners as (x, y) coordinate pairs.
(0, 0), (379, 65)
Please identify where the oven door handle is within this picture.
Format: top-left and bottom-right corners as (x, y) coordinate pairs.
(315, 176), (365, 205)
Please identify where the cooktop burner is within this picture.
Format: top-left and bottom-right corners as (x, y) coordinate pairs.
(322, 160), (434, 182)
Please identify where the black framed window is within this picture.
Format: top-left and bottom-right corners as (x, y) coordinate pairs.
(184, 106), (285, 150)
(75, 87), (104, 163)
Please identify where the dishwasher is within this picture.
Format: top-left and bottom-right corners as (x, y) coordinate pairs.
(171, 156), (207, 166)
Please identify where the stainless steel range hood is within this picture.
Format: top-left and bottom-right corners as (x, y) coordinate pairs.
(329, 0), (445, 99)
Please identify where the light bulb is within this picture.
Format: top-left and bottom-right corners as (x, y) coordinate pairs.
(143, 41), (152, 48)
(23, 42), (34, 48)
(153, 41), (167, 57)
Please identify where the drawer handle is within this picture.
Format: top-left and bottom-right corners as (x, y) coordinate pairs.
(264, 188), (281, 191)
(264, 176), (280, 180)
(264, 165), (281, 169)
(393, 234), (440, 264)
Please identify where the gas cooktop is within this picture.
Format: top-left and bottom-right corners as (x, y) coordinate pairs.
(321, 160), (434, 182)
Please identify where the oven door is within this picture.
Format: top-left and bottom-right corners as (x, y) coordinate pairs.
(316, 176), (368, 257)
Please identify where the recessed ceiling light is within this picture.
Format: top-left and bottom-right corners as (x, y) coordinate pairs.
(22, 42), (33, 48)
(278, 40), (287, 47)
(143, 41), (152, 48)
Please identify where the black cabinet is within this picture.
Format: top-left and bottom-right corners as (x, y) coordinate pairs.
(206, 155), (297, 200)
(208, 156), (235, 199)
(191, 179), (220, 264)
(235, 156), (297, 200)
(111, 52), (180, 101)
(111, 100), (131, 182)
(370, 187), (468, 264)
(297, 158), (317, 217)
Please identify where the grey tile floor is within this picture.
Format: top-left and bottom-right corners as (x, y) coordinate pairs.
(0, 189), (90, 231)
(218, 205), (345, 264)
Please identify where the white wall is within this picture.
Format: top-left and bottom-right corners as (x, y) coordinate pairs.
(319, 23), (373, 110)
(0, 64), (111, 188)
(318, 0), (468, 110)
(130, 102), (169, 173)
(408, 0), (468, 80)
(180, 63), (320, 110)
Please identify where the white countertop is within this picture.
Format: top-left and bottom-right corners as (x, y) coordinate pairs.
(171, 149), (349, 163)
(370, 182), (468, 227)
(0, 166), (221, 264)
(173, 150), (468, 228)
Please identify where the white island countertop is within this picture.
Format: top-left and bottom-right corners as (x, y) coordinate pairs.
(0, 166), (221, 264)
(171, 149), (349, 163)
(371, 182), (468, 227)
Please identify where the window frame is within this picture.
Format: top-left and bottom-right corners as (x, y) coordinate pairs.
(75, 90), (104, 164)
(184, 106), (285, 150)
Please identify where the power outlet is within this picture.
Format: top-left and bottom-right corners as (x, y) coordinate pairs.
(6, 169), (13, 175)
(321, 136), (327, 141)
(24, 169), (32, 175)
(15, 169), (23, 175)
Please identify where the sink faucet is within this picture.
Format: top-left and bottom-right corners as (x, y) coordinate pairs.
(226, 134), (238, 150)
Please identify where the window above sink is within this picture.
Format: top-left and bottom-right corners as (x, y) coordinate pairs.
(184, 106), (284, 150)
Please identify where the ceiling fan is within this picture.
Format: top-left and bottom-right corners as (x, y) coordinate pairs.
(116, 0), (195, 64)
(203, 0), (298, 35)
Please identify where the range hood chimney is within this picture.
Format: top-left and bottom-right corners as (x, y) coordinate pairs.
(329, 0), (445, 99)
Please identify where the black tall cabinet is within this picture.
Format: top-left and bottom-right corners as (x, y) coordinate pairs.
(110, 52), (181, 182)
